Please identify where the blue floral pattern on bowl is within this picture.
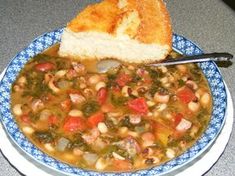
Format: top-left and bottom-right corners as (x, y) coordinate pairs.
(0, 28), (227, 176)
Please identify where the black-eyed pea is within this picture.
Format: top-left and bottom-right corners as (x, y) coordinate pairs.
(112, 152), (125, 160)
(97, 122), (108, 133)
(68, 109), (83, 117)
(188, 101), (200, 112)
(121, 86), (131, 97)
(22, 126), (34, 135)
(18, 76), (27, 86)
(88, 75), (101, 85)
(147, 101), (155, 107)
(186, 80), (198, 90)
(156, 103), (167, 112)
(176, 65), (187, 73)
(144, 157), (160, 165)
(159, 66), (168, 73)
(131, 89), (139, 97)
(166, 148), (175, 159)
(48, 78), (60, 93)
(13, 85), (23, 92)
(168, 74), (175, 83)
(154, 92), (170, 103)
(44, 143), (55, 152)
(79, 83), (87, 89)
(160, 77), (168, 84)
(95, 157), (108, 170)
(73, 147), (84, 156)
(12, 104), (23, 116)
(95, 81), (106, 91)
(129, 114), (141, 124)
(83, 88), (95, 98)
(200, 92), (210, 108)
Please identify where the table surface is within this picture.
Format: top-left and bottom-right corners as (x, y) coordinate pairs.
(0, 0), (234, 175)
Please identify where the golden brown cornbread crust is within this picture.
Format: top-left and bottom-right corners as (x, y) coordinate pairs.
(67, 0), (172, 47)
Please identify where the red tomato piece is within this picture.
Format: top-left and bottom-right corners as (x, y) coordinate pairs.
(20, 114), (31, 124)
(176, 87), (196, 104)
(127, 97), (148, 114)
(97, 88), (108, 105)
(48, 115), (58, 126)
(116, 73), (132, 87)
(61, 99), (71, 112)
(63, 116), (86, 132)
(172, 113), (183, 127)
(35, 62), (55, 72)
(87, 112), (105, 127)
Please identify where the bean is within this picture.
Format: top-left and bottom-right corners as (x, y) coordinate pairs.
(200, 92), (210, 107)
(44, 143), (55, 152)
(95, 157), (108, 170)
(22, 126), (34, 134)
(12, 104), (23, 116)
(166, 148), (175, 159)
(68, 109), (83, 117)
(97, 122), (108, 133)
(154, 92), (170, 103)
(188, 101), (200, 112)
(88, 75), (101, 85)
(95, 82), (106, 91)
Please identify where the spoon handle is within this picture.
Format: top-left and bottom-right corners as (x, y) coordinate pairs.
(150, 52), (233, 67)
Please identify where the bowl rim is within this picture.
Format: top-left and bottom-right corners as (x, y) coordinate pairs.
(0, 28), (227, 176)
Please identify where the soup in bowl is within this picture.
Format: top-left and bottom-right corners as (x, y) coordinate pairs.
(11, 43), (212, 172)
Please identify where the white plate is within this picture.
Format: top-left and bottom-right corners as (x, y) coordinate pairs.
(0, 29), (229, 175)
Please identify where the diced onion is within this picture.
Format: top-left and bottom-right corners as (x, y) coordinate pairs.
(56, 137), (70, 151)
(83, 153), (98, 165)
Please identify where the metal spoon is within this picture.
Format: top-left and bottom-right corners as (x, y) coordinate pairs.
(96, 52), (233, 73)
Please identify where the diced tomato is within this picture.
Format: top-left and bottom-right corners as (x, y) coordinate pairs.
(35, 62), (55, 72)
(61, 99), (71, 112)
(176, 86), (196, 104)
(127, 97), (148, 114)
(48, 115), (58, 126)
(116, 73), (132, 87)
(20, 114), (31, 123)
(113, 159), (132, 171)
(97, 88), (108, 105)
(172, 113), (183, 127)
(63, 116), (86, 132)
(87, 112), (105, 127)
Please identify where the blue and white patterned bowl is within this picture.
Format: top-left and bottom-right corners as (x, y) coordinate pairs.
(0, 28), (227, 175)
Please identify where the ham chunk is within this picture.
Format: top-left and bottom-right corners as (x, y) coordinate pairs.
(176, 118), (192, 131)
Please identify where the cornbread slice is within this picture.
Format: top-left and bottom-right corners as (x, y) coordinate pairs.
(59, 0), (172, 63)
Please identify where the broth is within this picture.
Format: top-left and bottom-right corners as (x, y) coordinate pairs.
(11, 44), (212, 172)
